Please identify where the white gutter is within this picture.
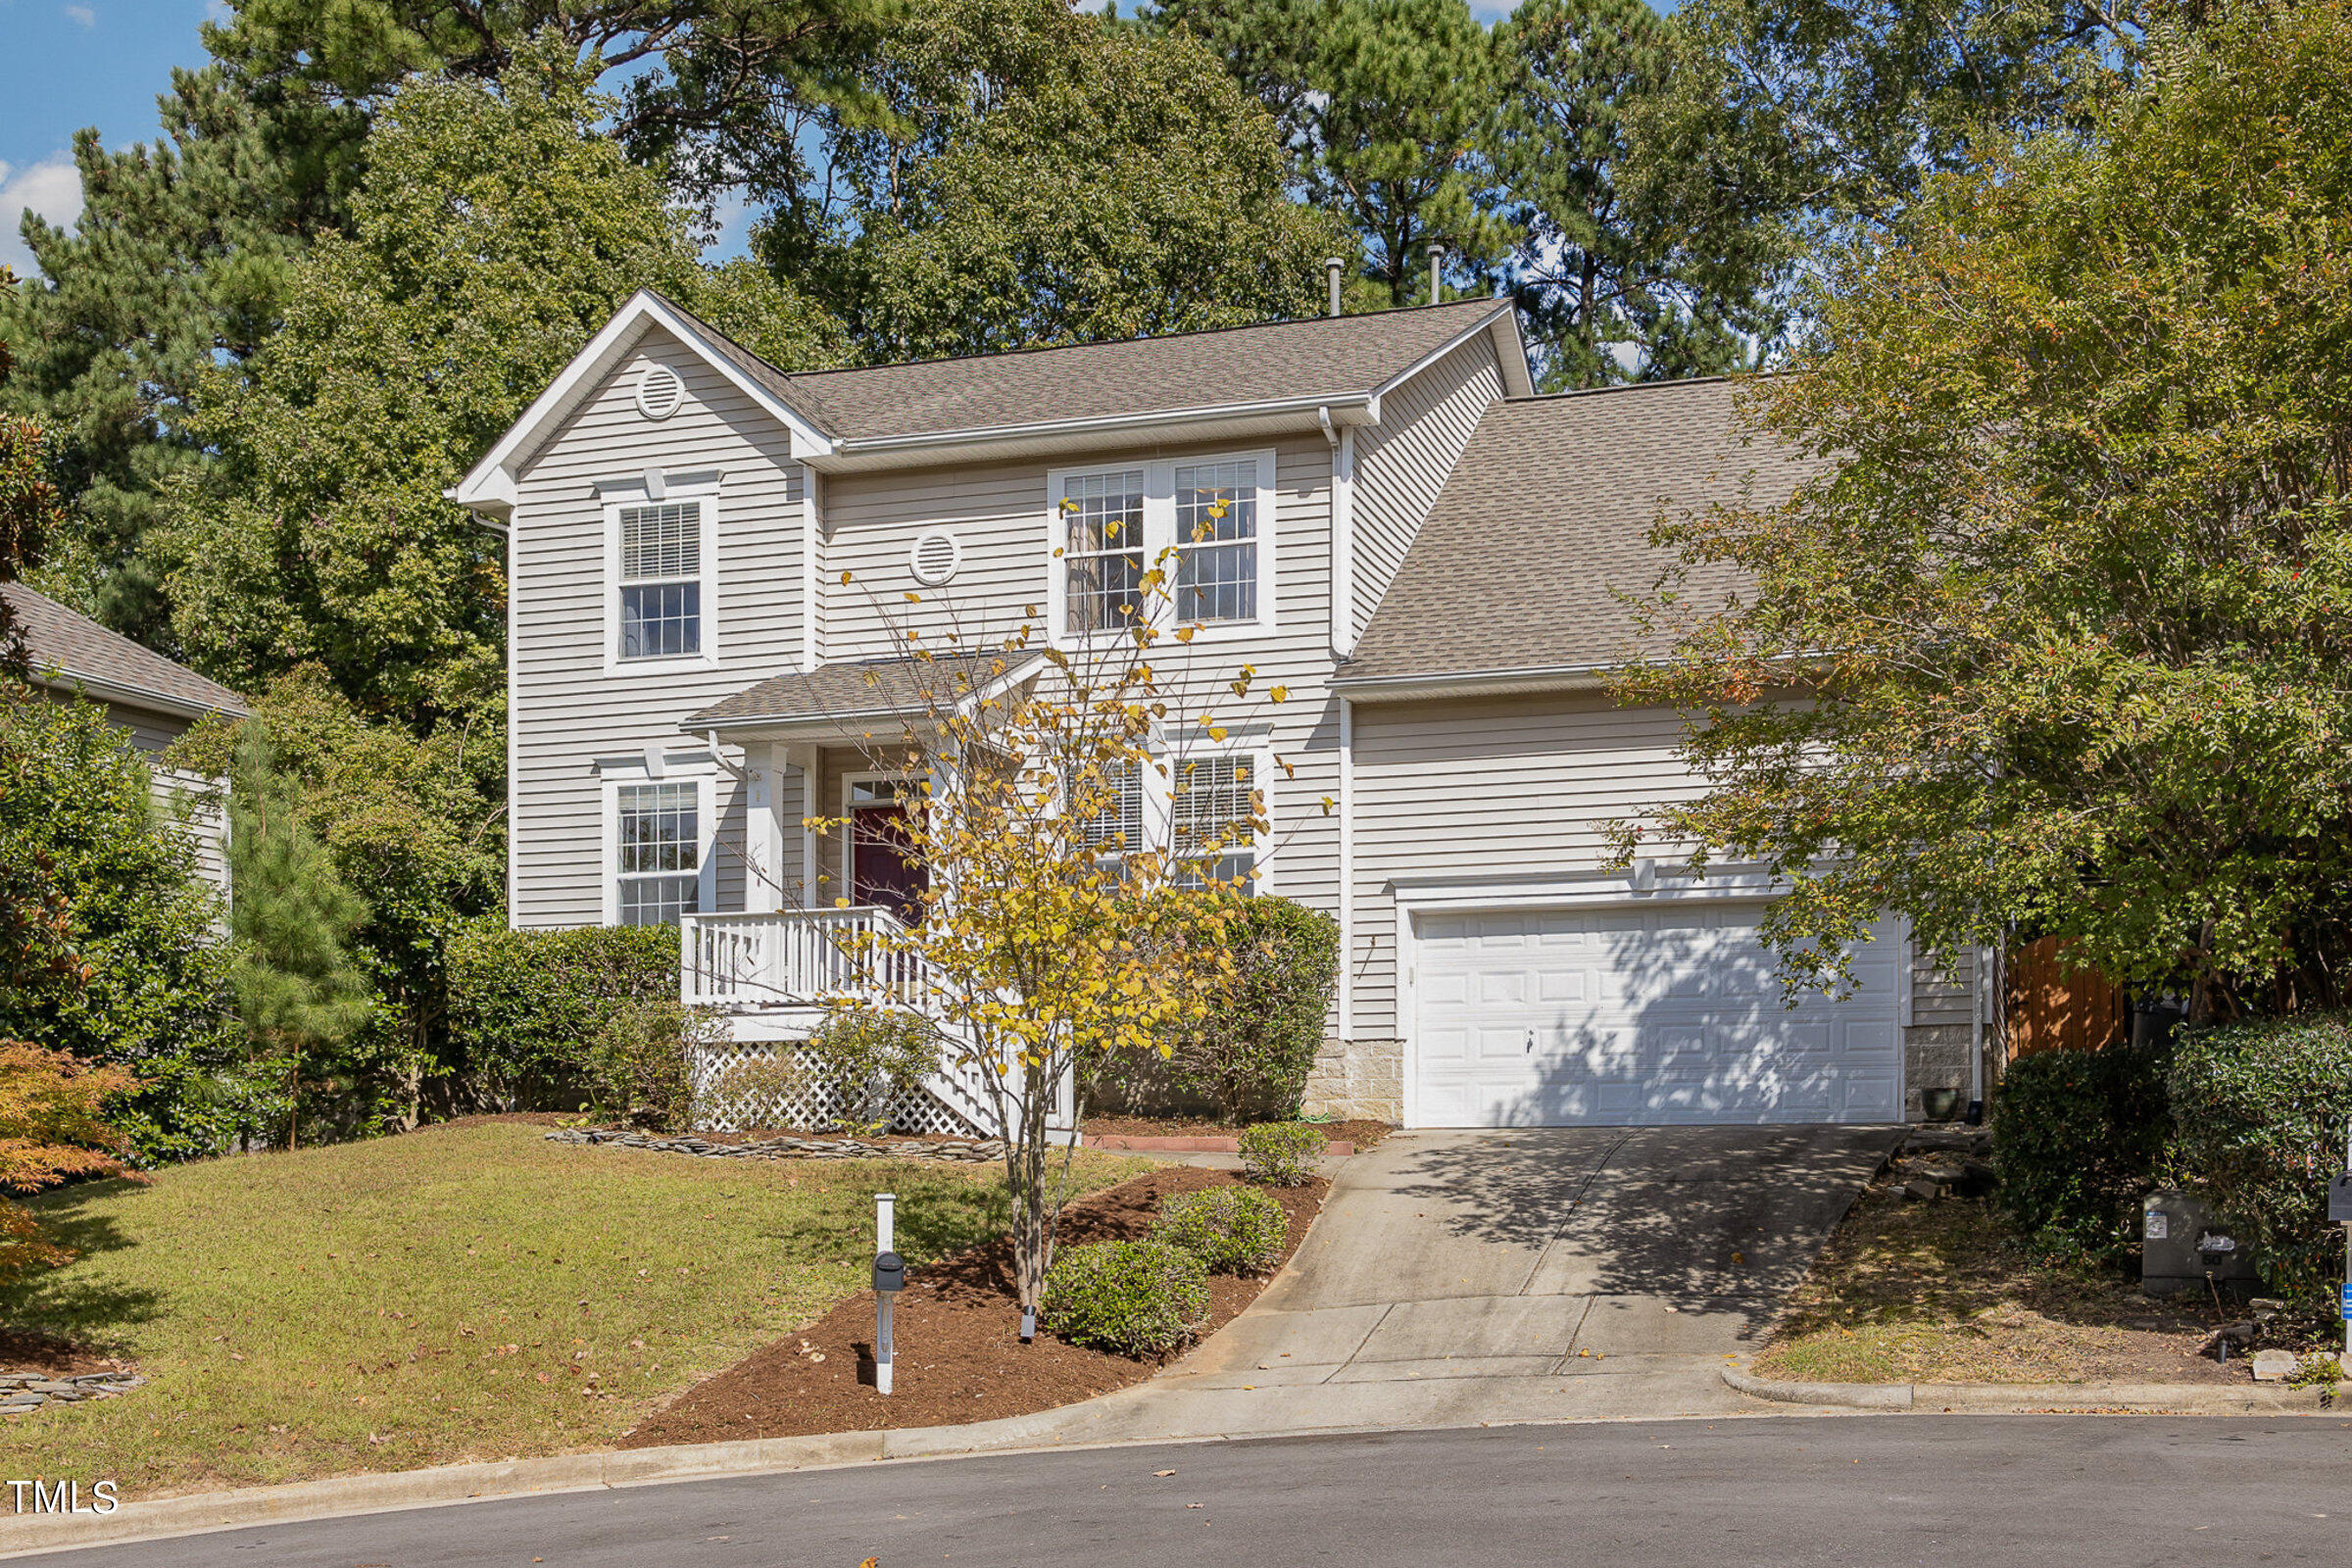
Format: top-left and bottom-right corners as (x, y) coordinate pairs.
(805, 392), (1381, 471)
(31, 667), (247, 723)
(1328, 661), (1618, 700)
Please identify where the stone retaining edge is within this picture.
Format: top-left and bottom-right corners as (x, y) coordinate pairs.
(1721, 1360), (2332, 1414)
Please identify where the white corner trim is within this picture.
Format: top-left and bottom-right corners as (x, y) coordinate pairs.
(801, 466), (822, 673)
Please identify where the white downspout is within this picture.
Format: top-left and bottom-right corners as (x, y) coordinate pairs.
(1338, 696), (1355, 1044)
(1322, 407), (1356, 660)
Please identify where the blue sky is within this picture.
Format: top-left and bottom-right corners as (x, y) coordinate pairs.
(2, 0), (1576, 276)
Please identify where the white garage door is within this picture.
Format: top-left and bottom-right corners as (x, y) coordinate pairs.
(1409, 904), (1901, 1127)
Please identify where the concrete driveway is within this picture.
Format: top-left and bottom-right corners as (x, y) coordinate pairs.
(1025, 1124), (1900, 1444)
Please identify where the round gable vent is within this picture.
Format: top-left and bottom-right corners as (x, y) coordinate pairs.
(635, 363), (685, 421)
(909, 530), (963, 587)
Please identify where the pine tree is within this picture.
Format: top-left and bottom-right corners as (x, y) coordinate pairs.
(226, 725), (372, 1150)
(0, 65), (364, 647)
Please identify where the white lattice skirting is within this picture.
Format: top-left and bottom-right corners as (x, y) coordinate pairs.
(689, 1042), (986, 1136)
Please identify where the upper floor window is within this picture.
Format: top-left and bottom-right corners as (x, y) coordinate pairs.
(616, 781), (700, 925)
(1050, 451), (1275, 643)
(604, 481), (719, 669)
(1058, 469), (1148, 635)
(619, 501), (703, 660)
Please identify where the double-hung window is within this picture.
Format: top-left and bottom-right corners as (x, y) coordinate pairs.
(1171, 754), (1261, 891)
(1051, 452), (1273, 642)
(1174, 461), (1259, 625)
(616, 781), (700, 925)
(1059, 469), (1148, 635)
(617, 500), (705, 662)
(1076, 758), (1147, 871)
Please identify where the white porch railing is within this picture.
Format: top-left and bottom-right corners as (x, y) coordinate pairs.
(682, 906), (927, 1010)
(678, 907), (1014, 1137)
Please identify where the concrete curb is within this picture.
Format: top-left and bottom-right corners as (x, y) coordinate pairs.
(1721, 1361), (2335, 1415)
(0, 1407), (1153, 1560)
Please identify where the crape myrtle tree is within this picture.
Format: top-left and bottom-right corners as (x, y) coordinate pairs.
(786, 537), (1314, 1322)
(1612, 0), (2352, 1024)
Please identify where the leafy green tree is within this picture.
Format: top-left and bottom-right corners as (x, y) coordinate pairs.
(172, 665), (506, 1128)
(0, 269), (64, 672)
(1634, 0), (2131, 334)
(1615, 1), (2352, 1024)
(1490, 0), (1760, 386)
(210, 0), (897, 209)
(0, 696), (251, 1160)
(818, 0), (1344, 359)
(1151, 0), (1513, 306)
(226, 725), (373, 1148)
(163, 40), (841, 729)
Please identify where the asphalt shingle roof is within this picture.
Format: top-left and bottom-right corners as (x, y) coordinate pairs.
(664, 296), (1513, 444)
(5, 582), (248, 716)
(1342, 379), (1827, 684)
(687, 653), (1036, 730)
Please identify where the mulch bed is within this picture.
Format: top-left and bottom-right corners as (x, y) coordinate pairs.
(0, 1329), (129, 1379)
(1083, 1114), (1396, 1152)
(617, 1165), (1325, 1446)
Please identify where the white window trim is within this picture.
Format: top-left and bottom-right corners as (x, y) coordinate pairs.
(604, 480), (722, 672)
(601, 766), (718, 926)
(1162, 739), (1276, 896)
(1044, 448), (1278, 650)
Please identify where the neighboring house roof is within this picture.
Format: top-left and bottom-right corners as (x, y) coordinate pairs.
(686, 652), (1042, 736)
(453, 290), (1534, 513)
(1336, 379), (1828, 695)
(4, 582), (250, 719)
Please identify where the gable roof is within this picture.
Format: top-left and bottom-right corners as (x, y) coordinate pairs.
(5, 582), (249, 719)
(454, 291), (1532, 510)
(762, 297), (1527, 445)
(1336, 379), (1828, 694)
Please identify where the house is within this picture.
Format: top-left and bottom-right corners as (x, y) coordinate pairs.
(4, 580), (247, 892)
(457, 290), (1989, 1133)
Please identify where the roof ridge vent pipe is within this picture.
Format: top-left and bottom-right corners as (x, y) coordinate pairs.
(1326, 257), (1345, 318)
(1429, 246), (1444, 306)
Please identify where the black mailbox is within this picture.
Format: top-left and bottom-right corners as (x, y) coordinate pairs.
(2330, 1175), (2352, 1225)
(873, 1250), (906, 1294)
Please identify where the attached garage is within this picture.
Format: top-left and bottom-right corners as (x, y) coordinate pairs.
(1403, 901), (1903, 1128)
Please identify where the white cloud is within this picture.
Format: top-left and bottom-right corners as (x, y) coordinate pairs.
(203, 0), (230, 24)
(0, 156), (85, 280)
(64, 4), (96, 27)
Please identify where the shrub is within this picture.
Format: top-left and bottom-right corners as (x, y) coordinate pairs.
(803, 1007), (941, 1134)
(1238, 1120), (1326, 1186)
(1041, 1239), (1209, 1357)
(1166, 897), (1338, 1122)
(1153, 1185), (1288, 1275)
(2170, 1013), (2352, 1303)
(586, 998), (719, 1133)
(1992, 1036), (2171, 1259)
(442, 920), (678, 1110)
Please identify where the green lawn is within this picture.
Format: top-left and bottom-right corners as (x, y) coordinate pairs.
(0, 1123), (1140, 1497)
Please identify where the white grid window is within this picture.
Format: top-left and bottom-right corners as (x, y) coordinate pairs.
(617, 782), (699, 925)
(1077, 759), (1146, 867)
(1060, 470), (1147, 635)
(1172, 754), (1258, 890)
(1174, 460), (1259, 624)
(618, 501), (703, 661)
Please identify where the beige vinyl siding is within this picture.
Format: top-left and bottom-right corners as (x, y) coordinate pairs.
(509, 324), (807, 927)
(1349, 336), (1502, 637)
(1350, 692), (1708, 1039)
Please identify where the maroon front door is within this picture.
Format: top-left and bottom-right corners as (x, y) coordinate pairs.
(850, 801), (928, 922)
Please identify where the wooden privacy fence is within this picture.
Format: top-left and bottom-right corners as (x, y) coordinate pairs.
(2006, 934), (2131, 1056)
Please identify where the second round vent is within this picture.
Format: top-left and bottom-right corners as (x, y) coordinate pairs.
(908, 530), (962, 587)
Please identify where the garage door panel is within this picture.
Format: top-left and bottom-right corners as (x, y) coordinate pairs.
(1412, 903), (1900, 1127)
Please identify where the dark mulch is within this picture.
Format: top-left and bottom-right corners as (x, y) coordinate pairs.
(617, 1166), (1325, 1446)
(1083, 1113), (1395, 1152)
(0, 1329), (128, 1378)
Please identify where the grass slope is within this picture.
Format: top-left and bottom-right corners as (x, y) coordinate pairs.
(0, 1123), (1138, 1496)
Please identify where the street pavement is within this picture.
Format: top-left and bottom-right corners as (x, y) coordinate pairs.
(18, 1415), (2350, 1566)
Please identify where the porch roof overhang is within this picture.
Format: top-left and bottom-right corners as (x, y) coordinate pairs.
(684, 651), (1046, 742)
